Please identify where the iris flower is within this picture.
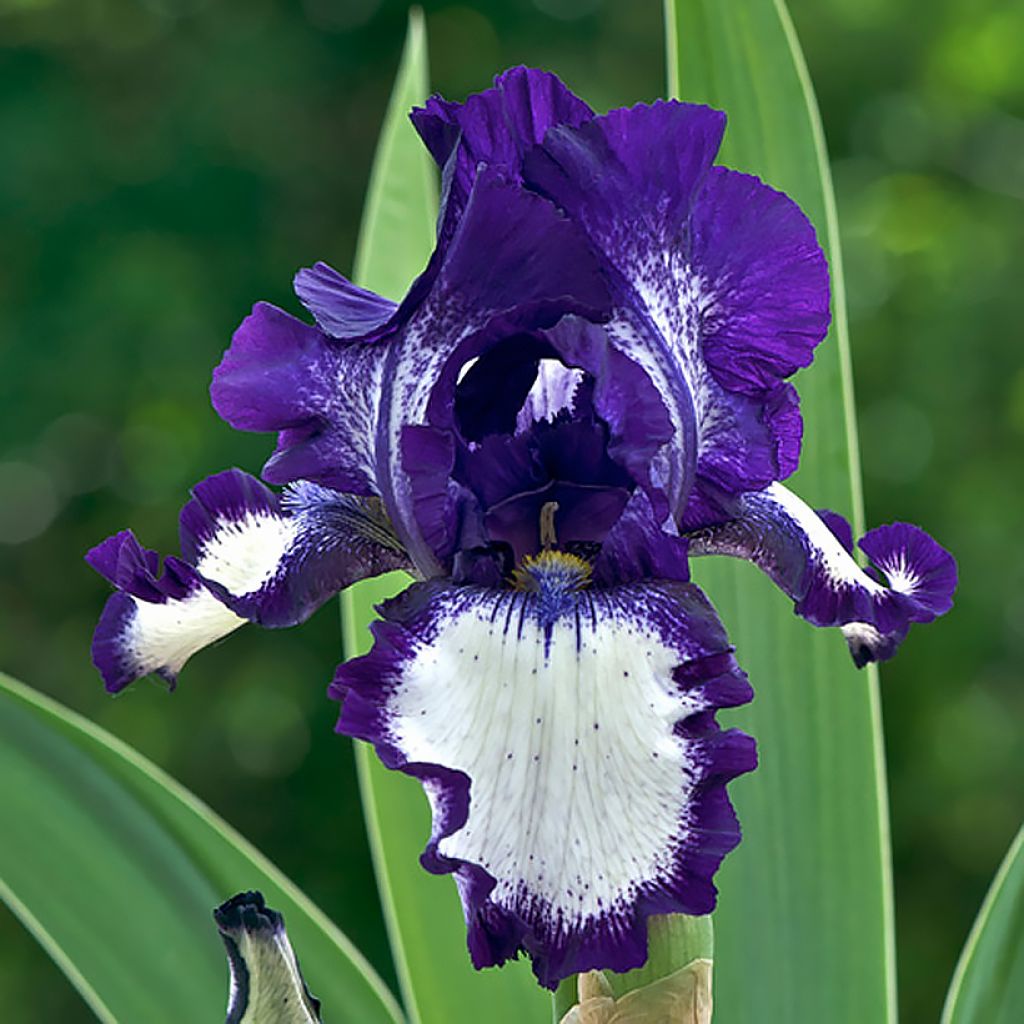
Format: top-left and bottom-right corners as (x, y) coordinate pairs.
(87, 69), (955, 989)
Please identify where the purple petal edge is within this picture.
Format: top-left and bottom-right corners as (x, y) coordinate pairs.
(331, 578), (755, 988)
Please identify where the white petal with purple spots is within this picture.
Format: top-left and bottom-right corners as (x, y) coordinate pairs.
(334, 571), (754, 987)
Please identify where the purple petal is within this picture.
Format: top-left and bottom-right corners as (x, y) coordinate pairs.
(454, 407), (636, 564)
(689, 168), (831, 395)
(524, 100), (726, 245)
(592, 491), (690, 587)
(687, 482), (957, 665)
(766, 381), (804, 481)
(858, 522), (958, 620)
(332, 573), (755, 989)
(222, 166), (613, 581)
(211, 302), (388, 495)
(816, 507), (854, 553)
(87, 469), (410, 692)
(293, 262), (398, 341)
(411, 66), (595, 223)
(524, 101), (830, 523)
(544, 317), (676, 522)
(374, 166), (612, 573)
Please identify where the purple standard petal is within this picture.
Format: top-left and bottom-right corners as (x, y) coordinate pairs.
(689, 168), (831, 395)
(332, 568), (755, 989)
(411, 66), (595, 227)
(524, 101), (830, 524)
(86, 469), (410, 692)
(216, 165), (611, 578)
(524, 100), (727, 244)
(375, 165), (611, 573)
(687, 482), (957, 665)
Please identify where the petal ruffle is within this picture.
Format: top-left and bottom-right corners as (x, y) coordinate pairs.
(689, 168), (830, 396)
(686, 482), (957, 665)
(87, 469), (410, 692)
(332, 574), (755, 988)
(524, 100), (726, 243)
(411, 66), (594, 229)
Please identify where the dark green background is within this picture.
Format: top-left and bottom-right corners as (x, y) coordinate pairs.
(0, 1), (1020, 1021)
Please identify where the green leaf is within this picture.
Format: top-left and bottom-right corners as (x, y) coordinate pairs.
(351, 7), (437, 299)
(342, 11), (548, 1024)
(941, 825), (1024, 1024)
(0, 673), (402, 1024)
(665, 2), (896, 1022)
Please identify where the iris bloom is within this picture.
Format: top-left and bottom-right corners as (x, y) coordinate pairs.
(88, 69), (955, 989)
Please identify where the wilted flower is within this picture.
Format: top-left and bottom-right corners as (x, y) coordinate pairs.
(87, 69), (955, 988)
(214, 891), (322, 1023)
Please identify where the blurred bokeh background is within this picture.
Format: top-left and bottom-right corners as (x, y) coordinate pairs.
(0, 1), (1020, 1021)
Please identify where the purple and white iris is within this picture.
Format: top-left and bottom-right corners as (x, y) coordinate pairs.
(87, 69), (956, 989)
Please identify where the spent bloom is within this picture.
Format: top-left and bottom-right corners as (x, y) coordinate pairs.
(87, 69), (955, 988)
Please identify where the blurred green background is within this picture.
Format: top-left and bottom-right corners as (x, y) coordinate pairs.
(0, 1), (1020, 1021)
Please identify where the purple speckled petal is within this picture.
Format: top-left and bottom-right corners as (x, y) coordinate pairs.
(332, 574), (755, 989)
(216, 164), (610, 578)
(524, 102), (830, 523)
(376, 165), (611, 572)
(211, 303), (388, 495)
(86, 469), (410, 692)
(687, 482), (957, 665)
(293, 262), (398, 341)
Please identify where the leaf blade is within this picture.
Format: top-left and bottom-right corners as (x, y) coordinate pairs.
(0, 672), (403, 1024)
(942, 825), (1024, 1024)
(665, 2), (896, 1022)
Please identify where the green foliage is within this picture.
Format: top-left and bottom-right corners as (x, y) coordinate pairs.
(942, 824), (1024, 1024)
(341, 13), (548, 1024)
(0, 673), (402, 1024)
(666, 1), (894, 1021)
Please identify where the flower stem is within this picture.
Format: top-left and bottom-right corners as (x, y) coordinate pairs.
(552, 914), (714, 1022)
